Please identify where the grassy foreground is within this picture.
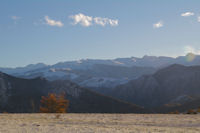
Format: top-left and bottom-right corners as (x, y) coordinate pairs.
(0, 114), (200, 133)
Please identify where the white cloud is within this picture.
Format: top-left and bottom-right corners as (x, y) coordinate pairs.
(69, 13), (118, 27)
(93, 17), (107, 26)
(153, 21), (163, 28)
(44, 16), (63, 27)
(181, 12), (194, 17)
(94, 17), (118, 26)
(108, 19), (118, 26)
(184, 46), (200, 55)
(198, 16), (200, 22)
(69, 13), (93, 27)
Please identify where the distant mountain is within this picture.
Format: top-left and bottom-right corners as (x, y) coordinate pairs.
(0, 63), (47, 74)
(11, 64), (156, 88)
(102, 64), (200, 109)
(1, 53), (200, 74)
(0, 72), (147, 113)
(115, 53), (200, 67)
(1, 53), (200, 89)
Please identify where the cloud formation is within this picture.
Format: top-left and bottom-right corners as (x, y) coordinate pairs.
(184, 46), (200, 55)
(69, 13), (93, 27)
(181, 12), (194, 17)
(198, 16), (200, 22)
(153, 21), (163, 28)
(94, 17), (118, 26)
(44, 16), (63, 27)
(69, 13), (118, 27)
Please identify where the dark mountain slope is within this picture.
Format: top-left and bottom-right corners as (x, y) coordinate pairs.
(0, 72), (147, 113)
(105, 64), (200, 108)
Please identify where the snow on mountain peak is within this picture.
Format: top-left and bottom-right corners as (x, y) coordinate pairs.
(112, 60), (124, 65)
(77, 60), (82, 64)
(49, 68), (56, 72)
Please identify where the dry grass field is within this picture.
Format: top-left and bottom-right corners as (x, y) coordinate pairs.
(0, 114), (200, 133)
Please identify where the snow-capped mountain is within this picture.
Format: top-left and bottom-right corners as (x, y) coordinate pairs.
(0, 63), (47, 75)
(1, 53), (200, 88)
(12, 64), (156, 88)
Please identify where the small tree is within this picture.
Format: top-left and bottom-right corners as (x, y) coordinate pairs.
(40, 93), (69, 113)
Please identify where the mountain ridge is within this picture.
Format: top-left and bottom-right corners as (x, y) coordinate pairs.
(99, 64), (200, 109)
(0, 71), (147, 113)
(1, 53), (200, 89)
(1, 53), (200, 72)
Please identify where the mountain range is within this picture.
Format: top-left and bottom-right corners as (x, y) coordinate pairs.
(0, 72), (146, 113)
(100, 64), (200, 112)
(1, 53), (200, 89)
(1, 53), (200, 113)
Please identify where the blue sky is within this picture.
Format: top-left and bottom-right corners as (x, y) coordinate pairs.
(0, 0), (200, 67)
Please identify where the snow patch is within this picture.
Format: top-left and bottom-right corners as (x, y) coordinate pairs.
(112, 61), (124, 65)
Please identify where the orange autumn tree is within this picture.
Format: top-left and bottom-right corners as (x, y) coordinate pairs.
(40, 93), (69, 113)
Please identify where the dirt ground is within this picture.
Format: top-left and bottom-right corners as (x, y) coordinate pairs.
(0, 114), (200, 133)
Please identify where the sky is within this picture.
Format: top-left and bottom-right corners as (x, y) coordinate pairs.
(0, 0), (200, 67)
